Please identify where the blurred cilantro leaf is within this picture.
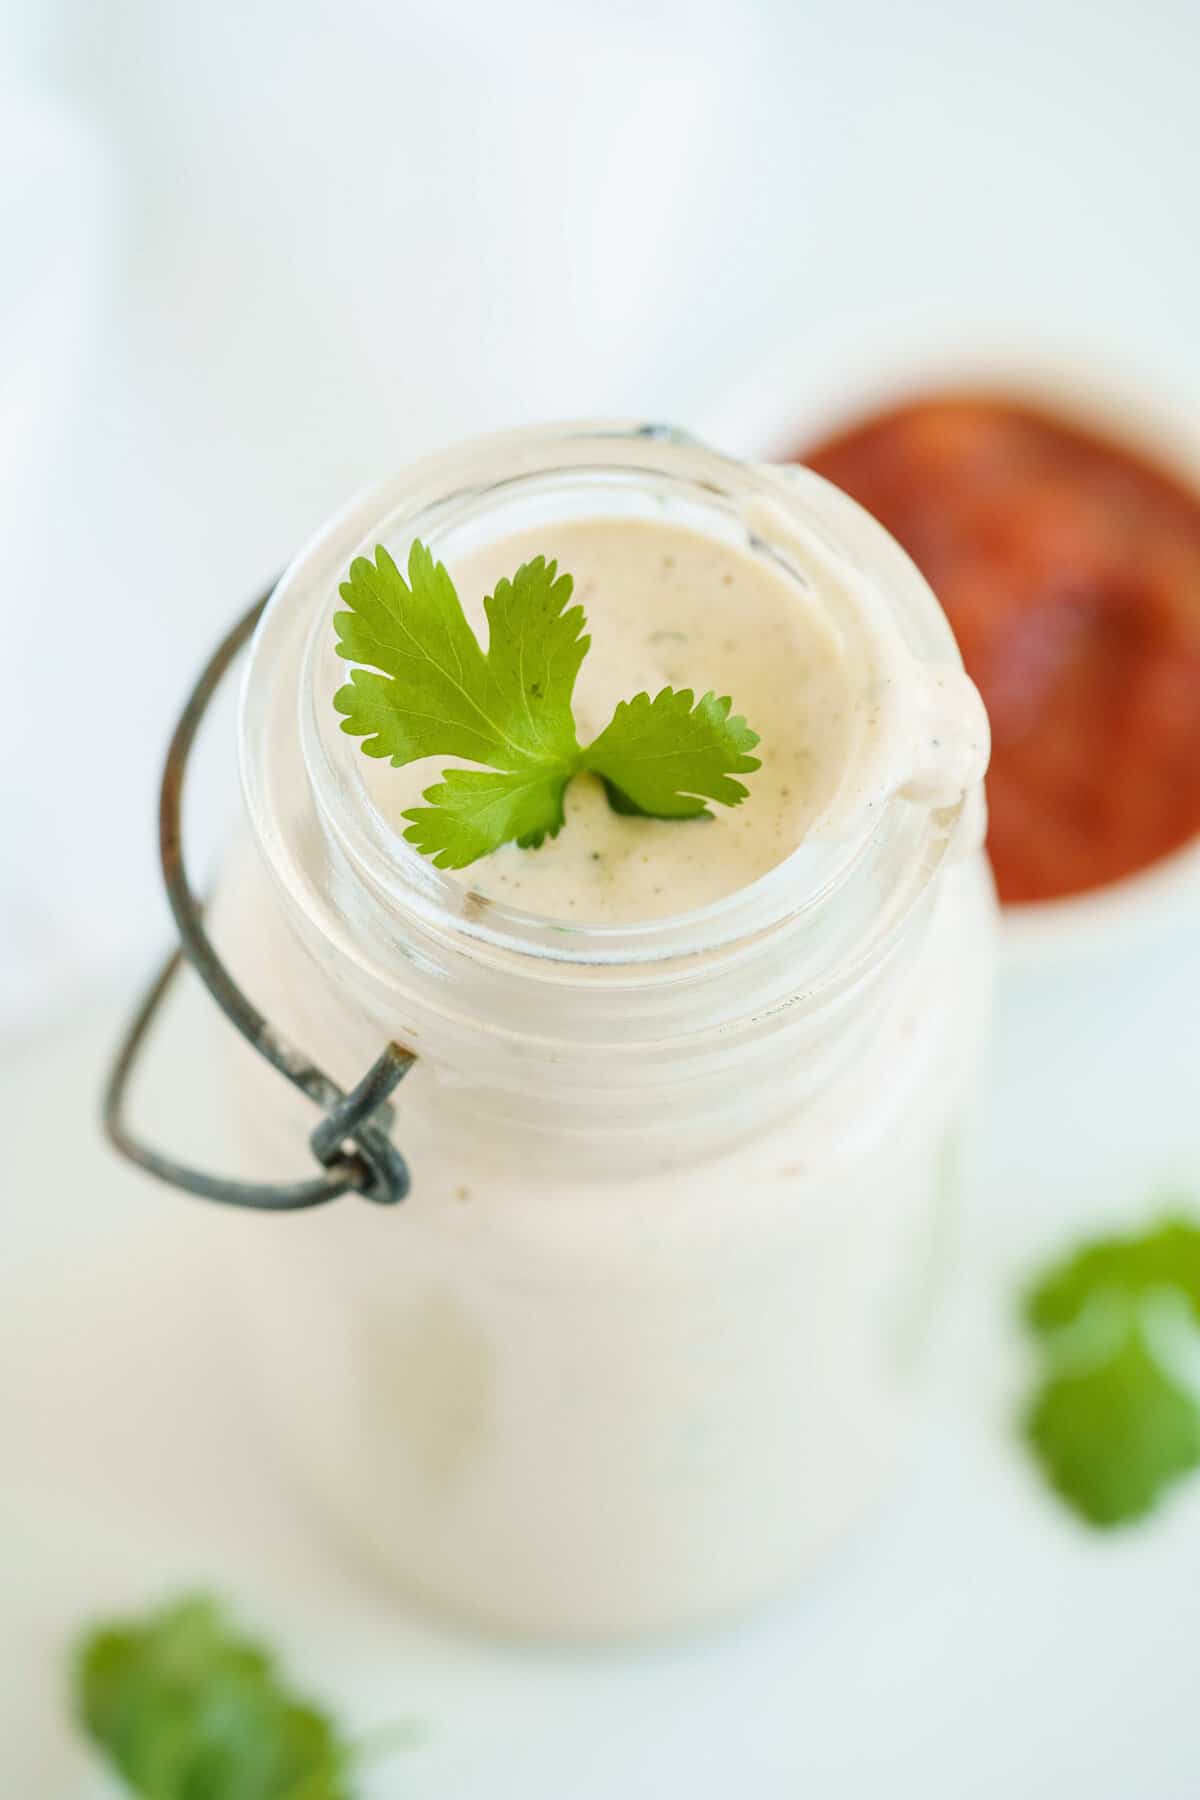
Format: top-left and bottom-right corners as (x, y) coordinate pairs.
(1025, 1216), (1200, 1332)
(73, 1594), (356, 1799)
(1022, 1216), (1200, 1527)
(333, 540), (760, 868)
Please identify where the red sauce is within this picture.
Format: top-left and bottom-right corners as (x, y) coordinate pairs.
(801, 396), (1200, 904)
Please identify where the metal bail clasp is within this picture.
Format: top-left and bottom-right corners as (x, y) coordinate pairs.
(102, 585), (415, 1212)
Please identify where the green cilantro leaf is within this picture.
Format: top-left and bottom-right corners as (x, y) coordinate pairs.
(1021, 1215), (1200, 1528)
(333, 540), (761, 868)
(334, 540), (586, 768)
(1027, 1297), (1200, 1527)
(72, 1594), (356, 1798)
(401, 765), (577, 868)
(584, 687), (761, 820)
(1025, 1215), (1200, 1332)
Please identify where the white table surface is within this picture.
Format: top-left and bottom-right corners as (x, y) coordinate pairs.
(5, 911), (1200, 1797)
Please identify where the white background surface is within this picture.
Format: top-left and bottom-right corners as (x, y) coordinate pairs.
(5, 0), (1200, 1030)
(5, 1), (1200, 1792)
(5, 920), (1200, 1795)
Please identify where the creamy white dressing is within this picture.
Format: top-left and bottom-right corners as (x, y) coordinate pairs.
(218, 438), (998, 1637)
(356, 512), (988, 922)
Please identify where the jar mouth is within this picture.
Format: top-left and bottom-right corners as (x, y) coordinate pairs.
(242, 419), (972, 991)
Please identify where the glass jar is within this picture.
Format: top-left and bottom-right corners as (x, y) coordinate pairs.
(208, 422), (995, 1639)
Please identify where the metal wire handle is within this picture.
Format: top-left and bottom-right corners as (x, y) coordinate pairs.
(102, 586), (415, 1211)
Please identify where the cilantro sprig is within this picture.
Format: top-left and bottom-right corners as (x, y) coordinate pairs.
(1022, 1215), (1200, 1527)
(73, 1594), (360, 1798)
(333, 540), (761, 868)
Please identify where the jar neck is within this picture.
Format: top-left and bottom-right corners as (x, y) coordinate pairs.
(239, 422), (985, 1158)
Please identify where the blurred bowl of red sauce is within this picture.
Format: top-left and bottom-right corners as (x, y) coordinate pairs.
(701, 338), (1200, 962)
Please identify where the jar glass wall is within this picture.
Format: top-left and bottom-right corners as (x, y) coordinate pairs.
(208, 423), (996, 1638)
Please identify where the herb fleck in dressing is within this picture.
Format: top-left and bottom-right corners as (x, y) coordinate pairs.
(361, 517), (855, 921)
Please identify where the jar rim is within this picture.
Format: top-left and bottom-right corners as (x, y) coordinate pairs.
(238, 419), (977, 1041)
